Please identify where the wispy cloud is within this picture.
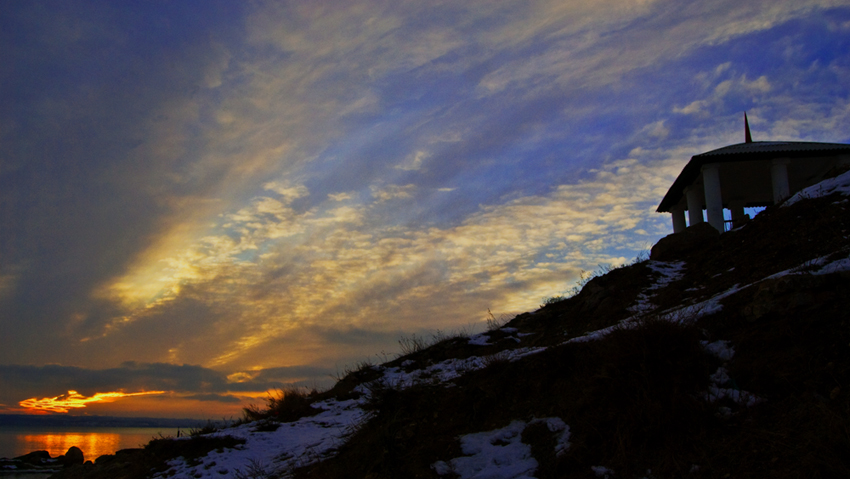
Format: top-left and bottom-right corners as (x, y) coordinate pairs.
(20, 390), (165, 414)
(2, 0), (850, 416)
(85, 153), (680, 370)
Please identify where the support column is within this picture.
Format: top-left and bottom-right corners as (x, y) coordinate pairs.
(702, 164), (724, 232)
(771, 158), (791, 204)
(729, 200), (746, 229)
(671, 206), (686, 233)
(685, 186), (704, 227)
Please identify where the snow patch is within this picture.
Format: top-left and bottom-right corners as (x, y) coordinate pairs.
(709, 367), (731, 385)
(703, 359), (764, 409)
(433, 420), (538, 479)
(152, 398), (369, 479)
(369, 346), (549, 391)
(646, 261), (686, 289)
(630, 261), (687, 314)
(784, 169), (850, 206)
(432, 418), (571, 478)
(592, 465), (616, 477)
(812, 255), (850, 275)
(533, 417), (571, 457)
(705, 387), (764, 407)
(468, 332), (492, 346)
(701, 340), (735, 361)
(568, 283), (743, 346)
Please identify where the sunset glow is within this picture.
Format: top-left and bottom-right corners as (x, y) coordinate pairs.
(2, 1), (850, 419)
(19, 390), (166, 414)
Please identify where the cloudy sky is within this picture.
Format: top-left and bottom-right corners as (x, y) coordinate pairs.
(2, 0), (850, 418)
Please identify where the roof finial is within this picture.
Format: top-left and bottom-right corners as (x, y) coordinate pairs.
(744, 112), (753, 143)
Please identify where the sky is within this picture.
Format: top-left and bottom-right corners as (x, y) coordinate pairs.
(2, 0), (850, 419)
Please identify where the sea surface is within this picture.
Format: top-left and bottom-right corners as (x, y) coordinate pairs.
(0, 426), (179, 461)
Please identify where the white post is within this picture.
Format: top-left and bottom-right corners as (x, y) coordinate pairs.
(771, 158), (791, 204)
(671, 206), (686, 233)
(729, 200), (746, 228)
(702, 164), (724, 232)
(685, 186), (704, 226)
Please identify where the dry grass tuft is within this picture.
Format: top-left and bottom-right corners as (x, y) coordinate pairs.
(242, 387), (322, 424)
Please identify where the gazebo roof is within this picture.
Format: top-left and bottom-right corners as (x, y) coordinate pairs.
(656, 141), (850, 212)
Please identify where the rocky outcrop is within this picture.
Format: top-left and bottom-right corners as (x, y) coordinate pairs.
(650, 222), (719, 261)
(13, 450), (52, 465)
(0, 449), (61, 475)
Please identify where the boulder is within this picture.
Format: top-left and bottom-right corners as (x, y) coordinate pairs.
(60, 446), (84, 467)
(650, 222), (719, 261)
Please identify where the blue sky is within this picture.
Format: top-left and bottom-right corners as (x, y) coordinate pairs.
(2, 0), (850, 417)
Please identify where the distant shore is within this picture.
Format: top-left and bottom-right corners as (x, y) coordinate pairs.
(0, 414), (208, 429)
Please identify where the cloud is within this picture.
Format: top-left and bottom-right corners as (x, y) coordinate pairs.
(78, 150), (681, 371)
(263, 182), (310, 203)
(395, 151), (429, 171)
(20, 390), (165, 414)
(2, 0), (850, 416)
(371, 184), (417, 202)
(328, 192), (354, 202)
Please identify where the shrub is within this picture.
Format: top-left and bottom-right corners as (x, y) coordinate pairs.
(242, 387), (321, 423)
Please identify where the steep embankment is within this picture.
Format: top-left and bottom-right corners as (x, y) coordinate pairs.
(51, 171), (850, 478)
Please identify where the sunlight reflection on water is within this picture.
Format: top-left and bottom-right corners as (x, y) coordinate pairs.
(1, 427), (174, 461)
(18, 431), (122, 459)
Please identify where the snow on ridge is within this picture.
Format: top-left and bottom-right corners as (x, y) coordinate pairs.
(783, 169), (850, 206)
(569, 282), (744, 345)
(370, 345), (549, 391)
(811, 255), (850, 275)
(764, 250), (850, 280)
(153, 398), (370, 479)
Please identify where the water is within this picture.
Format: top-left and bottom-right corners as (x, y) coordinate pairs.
(1, 473), (54, 479)
(0, 426), (178, 461)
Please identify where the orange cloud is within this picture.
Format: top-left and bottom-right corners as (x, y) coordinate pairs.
(19, 390), (166, 414)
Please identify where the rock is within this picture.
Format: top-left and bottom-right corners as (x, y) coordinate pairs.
(60, 446), (85, 467)
(650, 222), (719, 261)
(2, 450), (61, 475)
(13, 450), (51, 465)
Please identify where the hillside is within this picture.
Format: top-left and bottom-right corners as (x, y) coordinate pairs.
(47, 170), (850, 479)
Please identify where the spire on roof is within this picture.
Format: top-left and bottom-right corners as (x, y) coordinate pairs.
(744, 112), (753, 143)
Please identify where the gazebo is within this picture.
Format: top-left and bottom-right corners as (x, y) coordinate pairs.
(657, 115), (850, 233)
